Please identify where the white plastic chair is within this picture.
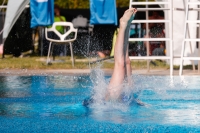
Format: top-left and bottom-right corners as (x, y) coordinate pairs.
(45, 22), (78, 67)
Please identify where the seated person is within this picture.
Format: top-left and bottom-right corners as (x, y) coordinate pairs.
(54, 4), (66, 33)
(152, 41), (165, 56)
(143, 11), (165, 56)
(43, 4), (67, 56)
(50, 4), (67, 57)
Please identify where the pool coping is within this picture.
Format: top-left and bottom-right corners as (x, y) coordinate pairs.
(0, 69), (199, 76)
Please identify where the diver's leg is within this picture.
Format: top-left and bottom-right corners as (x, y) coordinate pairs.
(125, 44), (132, 84)
(106, 8), (137, 100)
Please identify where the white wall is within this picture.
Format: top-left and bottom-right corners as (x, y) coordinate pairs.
(171, 0), (199, 65)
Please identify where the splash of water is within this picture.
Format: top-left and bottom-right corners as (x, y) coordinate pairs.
(88, 69), (191, 110)
(88, 69), (144, 112)
(88, 14), (137, 110)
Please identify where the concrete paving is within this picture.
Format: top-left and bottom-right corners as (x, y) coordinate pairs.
(0, 69), (199, 76)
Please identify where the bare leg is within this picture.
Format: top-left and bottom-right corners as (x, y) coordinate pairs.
(106, 8), (137, 100)
(125, 43), (132, 84)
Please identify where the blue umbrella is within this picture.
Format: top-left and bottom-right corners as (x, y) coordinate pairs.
(90, 0), (118, 25)
(30, 0), (54, 28)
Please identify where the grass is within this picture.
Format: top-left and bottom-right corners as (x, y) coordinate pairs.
(0, 56), (89, 69)
(0, 54), (196, 70)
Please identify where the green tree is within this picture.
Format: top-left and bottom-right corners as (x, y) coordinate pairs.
(0, 0), (8, 5)
(116, 0), (129, 8)
(55, 0), (89, 9)
(0, 0), (155, 9)
(55, 0), (130, 9)
(138, 0), (155, 1)
(0, 0), (8, 12)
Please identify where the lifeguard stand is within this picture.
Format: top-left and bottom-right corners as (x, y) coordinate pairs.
(129, 0), (173, 76)
(179, 0), (200, 75)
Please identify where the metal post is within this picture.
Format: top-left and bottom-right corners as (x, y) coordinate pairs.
(169, 0), (173, 76)
(184, 0), (196, 71)
(39, 27), (44, 56)
(198, 5), (200, 73)
(179, 0), (190, 75)
(146, 0), (150, 72)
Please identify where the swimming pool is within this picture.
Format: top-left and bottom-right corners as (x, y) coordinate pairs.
(0, 72), (200, 132)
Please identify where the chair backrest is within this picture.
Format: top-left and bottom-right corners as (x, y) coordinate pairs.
(72, 15), (88, 28)
(45, 22), (78, 43)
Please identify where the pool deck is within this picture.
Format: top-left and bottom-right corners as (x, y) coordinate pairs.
(0, 69), (200, 76)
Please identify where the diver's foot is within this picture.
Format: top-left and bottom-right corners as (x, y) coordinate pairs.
(120, 8), (137, 28)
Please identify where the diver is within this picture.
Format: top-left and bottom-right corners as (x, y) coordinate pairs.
(105, 8), (137, 101)
(83, 8), (144, 106)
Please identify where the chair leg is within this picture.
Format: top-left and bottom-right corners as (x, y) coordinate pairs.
(47, 42), (52, 64)
(51, 44), (55, 61)
(69, 42), (74, 67)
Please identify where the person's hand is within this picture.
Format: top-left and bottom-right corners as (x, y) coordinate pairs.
(120, 8), (137, 28)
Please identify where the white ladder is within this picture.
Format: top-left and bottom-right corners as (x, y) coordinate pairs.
(179, 0), (200, 75)
(129, 0), (173, 76)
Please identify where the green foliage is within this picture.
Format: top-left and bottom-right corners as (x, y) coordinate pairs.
(0, 55), (170, 70)
(0, 0), (8, 11)
(0, 0), (8, 4)
(55, 0), (89, 9)
(116, 0), (129, 8)
(54, 0), (155, 9)
(0, 0), (156, 9)
(55, 0), (129, 9)
(138, 0), (155, 1)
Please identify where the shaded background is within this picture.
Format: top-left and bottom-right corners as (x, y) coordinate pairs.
(2, 5), (163, 57)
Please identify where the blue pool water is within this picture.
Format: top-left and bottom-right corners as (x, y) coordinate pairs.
(0, 72), (200, 132)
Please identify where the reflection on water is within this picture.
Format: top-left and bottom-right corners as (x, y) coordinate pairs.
(0, 74), (200, 132)
(88, 70), (200, 125)
(48, 75), (79, 89)
(0, 102), (87, 120)
(0, 75), (90, 119)
(0, 75), (85, 98)
(0, 76), (31, 97)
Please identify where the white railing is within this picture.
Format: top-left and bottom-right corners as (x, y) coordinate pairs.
(129, 0), (173, 76)
(179, 0), (200, 75)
